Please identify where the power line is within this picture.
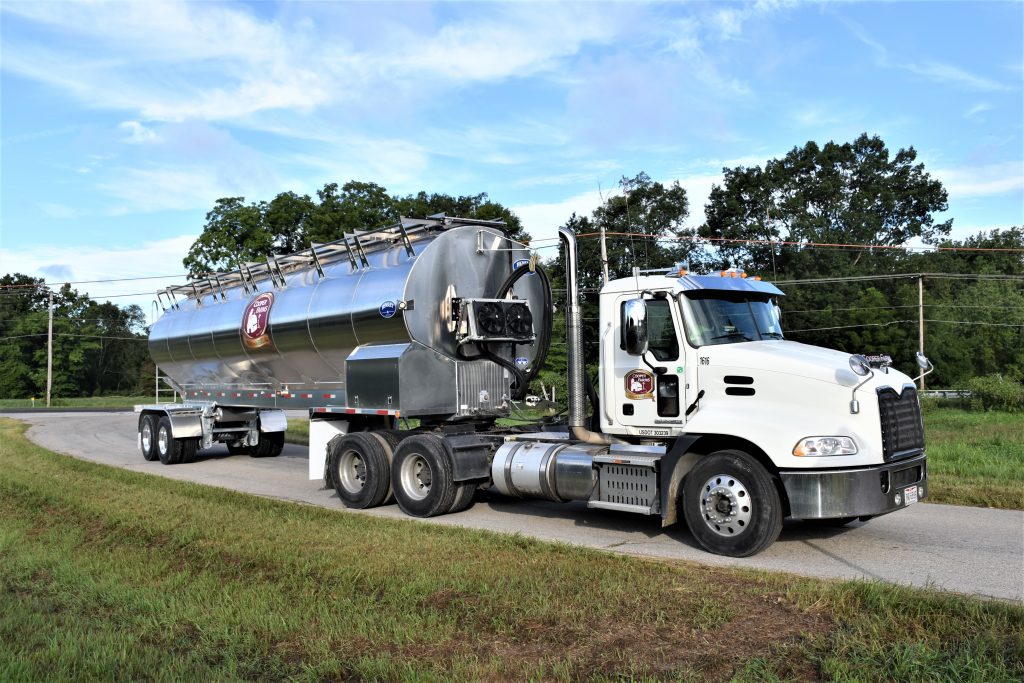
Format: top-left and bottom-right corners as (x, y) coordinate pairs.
(787, 319), (1024, 333)
(0, 333), (146, 342)
(0, 274), (187, 290)
(785, 303), (1024, 314)
(574, 231), (1024, 254)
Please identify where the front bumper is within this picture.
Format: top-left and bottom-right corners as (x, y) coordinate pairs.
(780, 452), (927, 519)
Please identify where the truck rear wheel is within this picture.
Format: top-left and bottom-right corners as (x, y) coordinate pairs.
(156, 416), (194, 466)
(391, 434), (457, 517)
(139, 414), (159, 461)
(682, 449), (783, 557)
(329, 433), (390, 509)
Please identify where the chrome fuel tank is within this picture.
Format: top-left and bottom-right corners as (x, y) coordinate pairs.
(149, 219), (546, 417)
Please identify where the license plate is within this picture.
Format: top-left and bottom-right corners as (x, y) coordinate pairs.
(904, 486), (919, 506)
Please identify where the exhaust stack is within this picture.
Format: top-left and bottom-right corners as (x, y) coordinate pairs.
(558, 227), (616, 446)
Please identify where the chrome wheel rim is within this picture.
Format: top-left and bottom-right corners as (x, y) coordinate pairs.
(141, 421), (153, 453)
(400, 453), (431, 501)
(157, 425), (169, 457)
(337, 449), (366, 493)
(700, 474), (752, 537)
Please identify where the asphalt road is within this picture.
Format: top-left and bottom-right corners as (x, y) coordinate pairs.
(9, 411), (1023, 602)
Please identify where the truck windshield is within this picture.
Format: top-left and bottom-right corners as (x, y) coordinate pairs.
(681, 292), (783, 347)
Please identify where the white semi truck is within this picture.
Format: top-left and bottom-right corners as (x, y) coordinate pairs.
(138, 215), (930, 557)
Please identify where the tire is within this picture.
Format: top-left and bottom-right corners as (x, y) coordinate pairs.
(682, 449), (783, 557)
(391, 434), (457, 517)
(328, 433), (391, 509)
(180, 438), (199, 464)
(250, 432), (284, 458)
(448, 482), (477, 514)
(139, 414), (159, 461)
(227, 442), (252, 455)
(156, 416), (188, 466)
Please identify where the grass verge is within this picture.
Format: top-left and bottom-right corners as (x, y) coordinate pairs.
(1, 418), (1021, 681)
(923, 408), (1024, 509)
(0, 395), (153, 409)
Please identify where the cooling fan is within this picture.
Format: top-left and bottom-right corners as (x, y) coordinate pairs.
(505, 303), (533, 337)
(476, 302), (506, 336)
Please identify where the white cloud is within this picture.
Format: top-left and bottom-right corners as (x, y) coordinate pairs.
(38, 203), (79, 219)
(843, 16), (1011, 92)
(964, 102), (993, 119)
(0, 235), (197, 317)
(933, 162), (1024, 198)
(119, 120), (158, 144)
(512, 190), (607, 250)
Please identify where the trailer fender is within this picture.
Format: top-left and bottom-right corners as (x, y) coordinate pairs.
(259, 409), (287, 433)
(156, 412), (203, 439)
(659, 435), (702, 527)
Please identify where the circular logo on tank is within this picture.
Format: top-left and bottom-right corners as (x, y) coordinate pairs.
(379, 300), (397, 319)
(513, 258), (533, 275)
(242, 292), (274, 350)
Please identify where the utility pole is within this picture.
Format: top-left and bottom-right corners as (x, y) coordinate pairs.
(599, 221), (610, 285)
(918, 276), (925, 392)
(46, 288), (53, 407)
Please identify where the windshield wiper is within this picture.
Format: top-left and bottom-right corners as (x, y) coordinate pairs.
(711, 331), (753, 342)
(760, 331), (784, 339)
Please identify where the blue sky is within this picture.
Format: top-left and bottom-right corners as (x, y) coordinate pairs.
(1, 0), (1021, 314)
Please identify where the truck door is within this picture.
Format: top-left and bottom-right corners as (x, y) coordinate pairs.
(610, 295), (687, 435)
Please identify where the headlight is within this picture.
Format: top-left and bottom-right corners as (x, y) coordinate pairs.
(793, 436), (858, 457)
(849, 354), (870, 376)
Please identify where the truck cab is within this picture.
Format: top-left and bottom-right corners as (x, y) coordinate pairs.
(593, 267), (928, 554)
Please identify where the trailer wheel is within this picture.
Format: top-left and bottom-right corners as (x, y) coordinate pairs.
(391, 434), (457, 518)
(180, 438), (199, 464)
(156, 416), (189, 466)
(682, 449), (783, 557)
(251, 432), (284, 458)
(329, 433), (391, 509)
(139, 414), (159, 461)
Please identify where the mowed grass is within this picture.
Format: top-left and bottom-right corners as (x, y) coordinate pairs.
(0, 395), (153, 409)
(1, 419), (1021, 681)
(924, 408), (1024, 509)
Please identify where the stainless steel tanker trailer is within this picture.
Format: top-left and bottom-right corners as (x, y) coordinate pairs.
(137, 215), (930, 557)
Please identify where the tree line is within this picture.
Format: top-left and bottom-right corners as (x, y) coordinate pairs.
(2, 133), (1021, 399)
(0, 276), (151, 399)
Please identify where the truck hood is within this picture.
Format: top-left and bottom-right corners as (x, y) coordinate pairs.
(706, 340), (914, 390)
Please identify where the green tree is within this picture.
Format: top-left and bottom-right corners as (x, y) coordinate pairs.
(702, 133), (951, 279)
(183, 182), (531, 275)
(183, 198), (268, 276)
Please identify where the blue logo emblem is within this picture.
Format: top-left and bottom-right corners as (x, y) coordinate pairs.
(513, 258), (533, 275)
(379, 300), (397, 318)
(515, 356), (529, 367)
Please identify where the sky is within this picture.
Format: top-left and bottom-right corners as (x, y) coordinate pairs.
(1, 0), (1022, 317)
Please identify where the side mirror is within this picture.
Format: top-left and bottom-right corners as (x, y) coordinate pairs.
(622, 298), (649, 356)
(915, 351), (931, 370)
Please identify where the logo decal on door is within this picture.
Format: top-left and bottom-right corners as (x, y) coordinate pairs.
(624, 369), (654, 400)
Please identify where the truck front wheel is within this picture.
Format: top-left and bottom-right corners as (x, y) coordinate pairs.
(682, 449), (783, 558)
